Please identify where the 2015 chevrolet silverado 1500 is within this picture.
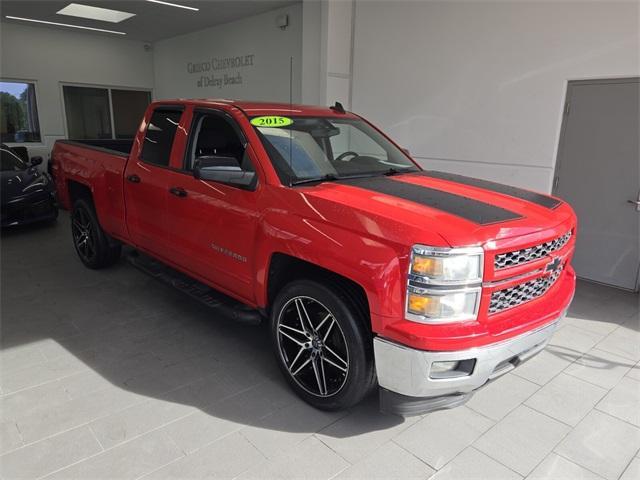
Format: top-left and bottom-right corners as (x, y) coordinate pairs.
(51, 100), (577, 415)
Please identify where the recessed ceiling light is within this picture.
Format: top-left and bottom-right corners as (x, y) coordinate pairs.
(146, 0), (199, 12)
(5, 16), (126, 35)
(57, 3), (136, 23)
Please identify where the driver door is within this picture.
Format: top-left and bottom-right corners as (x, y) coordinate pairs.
(164, 109), (260, 302)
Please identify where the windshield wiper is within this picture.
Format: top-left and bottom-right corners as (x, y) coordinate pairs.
(290, 172), (388, 187)
(290, 174), (340, 186)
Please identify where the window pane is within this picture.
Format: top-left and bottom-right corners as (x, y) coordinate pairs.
(330, 124), (388, 161)
(141, 109), (182, 167)
(0, 81), (41, 143)
(63, 86), (112, 140)
(111, 89), (151, 139)
(188, 114), (248, 170)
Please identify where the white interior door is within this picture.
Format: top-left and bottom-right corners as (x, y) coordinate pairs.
(555, 78), (640, 291)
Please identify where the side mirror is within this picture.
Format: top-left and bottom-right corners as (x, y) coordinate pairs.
(401, 148), (411, 156)
(193, 155), (256, 190)
(30, 156), (43, 167)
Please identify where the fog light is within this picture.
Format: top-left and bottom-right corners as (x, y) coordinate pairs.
(429, 359), (476, 379)
(431, 360), (459, 374)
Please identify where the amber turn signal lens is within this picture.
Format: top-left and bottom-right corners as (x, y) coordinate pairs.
(412, 255), (443, 276)
(408, 294), (439, 316)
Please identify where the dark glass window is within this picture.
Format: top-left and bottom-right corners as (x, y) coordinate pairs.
(141, 109), (183, 167)
(186, 113), (249, 171)
(62, 85), (151, 140)
(63, 86), (112, 140)
(111, 89), (151, 139)
(0, 81), (41, 143)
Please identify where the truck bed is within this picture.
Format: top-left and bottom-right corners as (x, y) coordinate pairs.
(51, 139), (130, 241)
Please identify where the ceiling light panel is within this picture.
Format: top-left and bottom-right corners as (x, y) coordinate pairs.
(5, 16), (126, 35)
(57, 3), (136, 23)
(146, 1), (199, 12)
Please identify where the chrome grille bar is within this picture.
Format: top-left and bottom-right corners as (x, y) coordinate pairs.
(494, 231), (572, 270)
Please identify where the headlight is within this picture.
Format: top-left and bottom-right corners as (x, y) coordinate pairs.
(410, 246), (483, 284)
(407, 245), (484, 323)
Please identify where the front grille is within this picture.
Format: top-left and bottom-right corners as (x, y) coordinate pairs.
(495, 231), (572, 270)
(489, 266), (563, 314)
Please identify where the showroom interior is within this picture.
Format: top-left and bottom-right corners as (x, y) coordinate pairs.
(0, 0), (638, 479)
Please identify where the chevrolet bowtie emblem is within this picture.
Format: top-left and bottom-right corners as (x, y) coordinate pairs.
(546, 257), (562, 272)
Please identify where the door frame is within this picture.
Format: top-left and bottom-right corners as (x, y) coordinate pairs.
(553, 77), (640, 292)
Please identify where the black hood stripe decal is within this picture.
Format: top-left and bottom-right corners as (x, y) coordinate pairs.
(339, 176), (522, 225)
(418, 171), (562, 209)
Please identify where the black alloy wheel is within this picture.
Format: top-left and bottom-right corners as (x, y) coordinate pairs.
(270, 279), (376, 410)
(71, 199), (121, 269)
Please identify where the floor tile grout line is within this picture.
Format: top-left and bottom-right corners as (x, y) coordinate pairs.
(470, 403), (575, 477)
(390, 438), (438, 472)
(617, 448), (640, 480)
(2, 360), (268, 454)
(553, 449), (614, 479)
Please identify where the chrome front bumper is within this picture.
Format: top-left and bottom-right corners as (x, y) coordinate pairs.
(374, 315), (562, 415)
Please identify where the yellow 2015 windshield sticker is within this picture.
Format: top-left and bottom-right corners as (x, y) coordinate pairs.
(250, 116), (293, 127)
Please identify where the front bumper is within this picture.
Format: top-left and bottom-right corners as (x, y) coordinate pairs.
(374, 314), (562, 415)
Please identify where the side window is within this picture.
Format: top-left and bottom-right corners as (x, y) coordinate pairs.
(187, 113), (252, 172)
(140, 109), (183, 167)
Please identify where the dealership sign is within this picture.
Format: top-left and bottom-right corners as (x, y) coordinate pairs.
(187, 54), (255, 89)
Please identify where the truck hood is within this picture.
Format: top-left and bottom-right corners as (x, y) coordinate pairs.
(290, 171), (575, 248)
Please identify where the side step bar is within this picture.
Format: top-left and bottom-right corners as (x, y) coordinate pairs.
(127, 251), (262, 325)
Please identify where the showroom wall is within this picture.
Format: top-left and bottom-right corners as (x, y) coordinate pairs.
(349, 0), (640, 192)
(0, 22), (155, 158)
(153, 4), (303, 103)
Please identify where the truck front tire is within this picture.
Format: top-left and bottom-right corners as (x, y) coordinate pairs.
(71, 199), (121, 269)
(270, 279), (376, 411)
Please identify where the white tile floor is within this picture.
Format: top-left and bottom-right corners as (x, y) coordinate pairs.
(1, 213), (639, 479)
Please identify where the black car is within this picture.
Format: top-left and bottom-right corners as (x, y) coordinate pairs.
(1, 144), (58, 227)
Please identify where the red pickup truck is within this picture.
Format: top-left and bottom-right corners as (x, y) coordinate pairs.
(51, 99), (576, 415)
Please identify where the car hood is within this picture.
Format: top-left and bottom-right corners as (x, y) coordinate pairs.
(1, 168), (53, 204)
(282, 171), (576, 248)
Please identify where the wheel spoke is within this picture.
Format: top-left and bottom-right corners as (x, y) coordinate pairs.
(288, 345), (307, 373)
(321, 355), (347, 373)
(279, 323), (307, 337)
(291, 356), (312, 376)
(294, 298), (314, 334)
(322, 318), (336, 342)
(278, 327), (307, 347)
(324, 344), (348, 369)
(315, 313), (332, 333)
(311, 356), (326, 395)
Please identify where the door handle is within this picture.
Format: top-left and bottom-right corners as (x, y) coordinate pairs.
(126, 174), (140, 183)
(628, 199), (640, 212)
(169, 187), (187, 197)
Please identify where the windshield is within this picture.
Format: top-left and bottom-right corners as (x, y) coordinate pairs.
(250, 116), (419, 185)
(0, 146), (28, 172)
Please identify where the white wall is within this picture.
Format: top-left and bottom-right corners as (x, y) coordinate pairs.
(350, 0), (640, 192)
(153, 4), (303, 103)
(0, 22), (155, 159)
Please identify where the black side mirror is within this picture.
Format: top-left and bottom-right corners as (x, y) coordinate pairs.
(30, 156), (43, 167)
(193, 155), (256, 190)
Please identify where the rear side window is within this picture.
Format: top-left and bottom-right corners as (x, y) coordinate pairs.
(141, 109), (183, 166)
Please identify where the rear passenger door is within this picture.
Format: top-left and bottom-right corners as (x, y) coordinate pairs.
(124, 106), (184, 258)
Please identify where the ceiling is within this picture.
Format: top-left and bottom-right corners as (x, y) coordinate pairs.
(0, 0), (299, 42)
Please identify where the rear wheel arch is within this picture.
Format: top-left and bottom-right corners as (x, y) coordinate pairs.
(67, 180), (93, 207)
